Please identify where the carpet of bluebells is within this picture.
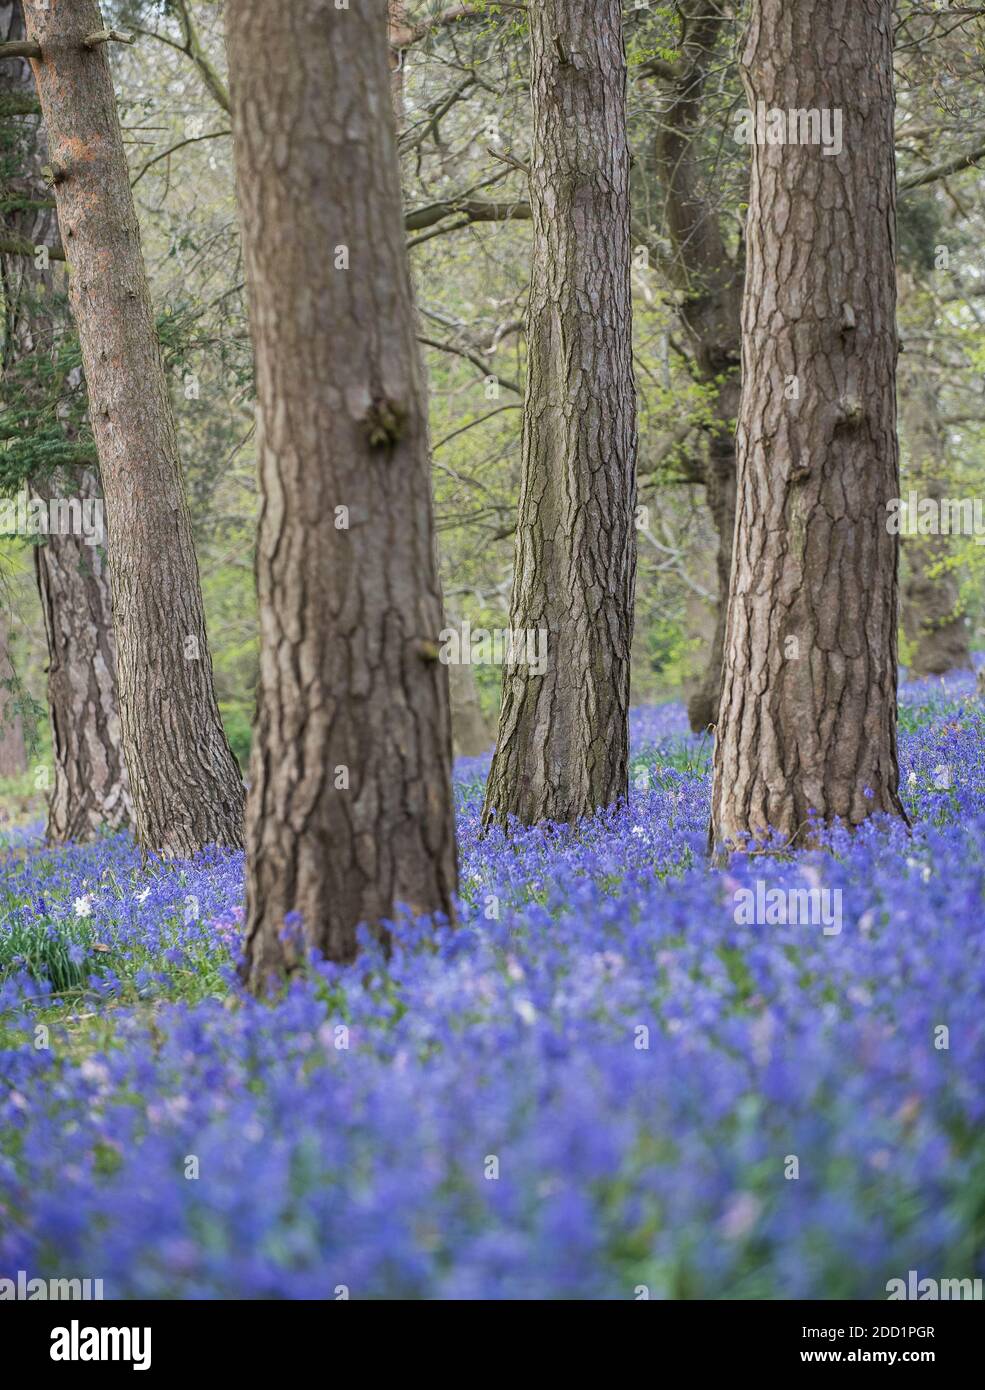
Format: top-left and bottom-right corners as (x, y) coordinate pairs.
(1, 664), (984, 1299)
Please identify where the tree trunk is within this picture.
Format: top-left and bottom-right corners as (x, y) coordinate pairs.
(710, 0), (905, 852)
(226, 0), (458, 982)
(641, 2), (744, 734)
(33, 469), (133, 838)
(0, 605), (27, 778)
(2, 1), (131, 836)
(387, 1), (407, 117)
(481, 0), (637, 829)
(687, 385), (739, 733)
(898, 298), (971, 677)
(24, 0), (245, 856)
(449, 656), (493, 757)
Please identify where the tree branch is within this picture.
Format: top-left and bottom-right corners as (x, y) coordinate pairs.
(418, 335), (521, 395)
(405, 197), (531, 233)
(131, 130), (231, 189)
(0, 40), (41, 60)
(389, 3), (526, 52)
(131, 1), (230, 114)
(633, 55), (683, 83)
(899, 136), (985, 191)
(432, 403), (522, 451)
(83, 30), (135, 50)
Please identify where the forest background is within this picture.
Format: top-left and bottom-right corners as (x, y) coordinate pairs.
(2, 0), (984, 809)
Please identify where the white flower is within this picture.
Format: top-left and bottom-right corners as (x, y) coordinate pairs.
(514, 998), (537, 1026)
(73, 894), (94, 918)
(135, 887), (151, 903)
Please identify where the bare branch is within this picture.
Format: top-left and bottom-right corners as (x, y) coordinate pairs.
(899, 137), (985, 191)
(432, 404), (522, 451)
(83, 30), (135, 50)
(418, 334), (522, 395)
(633, 55), (683, 83)
(0, 40), (42, 60)
(131, 1), (230, 114)
(130, 129), (231, 189)
(405, 197), (531, 233)
(390, 3), (526, 52)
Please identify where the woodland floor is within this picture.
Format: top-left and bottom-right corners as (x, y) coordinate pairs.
(1, 664), (983, 1298)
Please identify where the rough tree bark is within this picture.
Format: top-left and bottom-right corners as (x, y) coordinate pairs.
(24, 0), (244, 855)
(226, 0), (458, 982)
(1, 0), (130, 835)
(481, 0), (637, 829)
(0, 604), (27, 777)
(710, 0), (906, 852)
(387, 0), (407, 116)
(34, 470), (133, 837)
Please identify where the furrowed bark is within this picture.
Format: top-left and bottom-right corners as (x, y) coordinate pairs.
(481, 0), (637, 829)
(226, 0), (457, 982)
(710, 0), (906, 852)
(34, 470), (133, 838)
(24, 0), (244, 855)
(0, 604), (27, 777)
(1, 0), (130, 836)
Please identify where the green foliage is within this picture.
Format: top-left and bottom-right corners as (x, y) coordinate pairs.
(637, 615), (700, 691)
(219, 702), (252, 770)
(0, 313), (94, 494)
(0, 906), (107, 995)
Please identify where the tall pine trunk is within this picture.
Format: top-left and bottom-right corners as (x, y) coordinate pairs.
(0, 606), (27, 778)
(226, 0), (457, 983)
(449, 658), (493, 758)
(688, 378), (739, 735)
(481, 0), (637, 829)
(24, 0), (244, 855)
(1, 1), (130, 836)
(710, 0), (905, 852)
(34, 470), (132, 838)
